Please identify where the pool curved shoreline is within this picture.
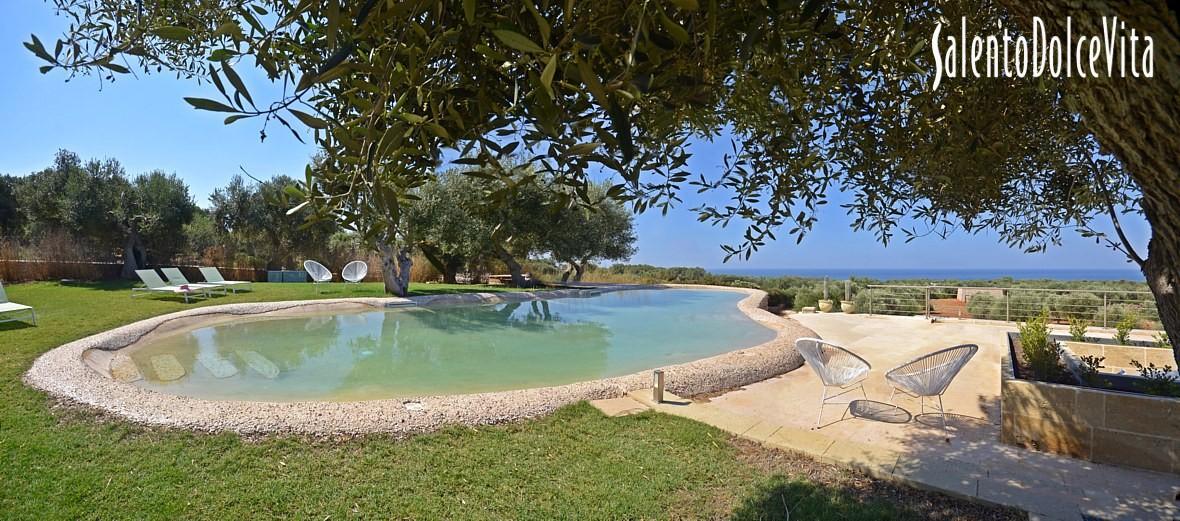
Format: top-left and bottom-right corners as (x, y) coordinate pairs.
(24, 284), (813, 435)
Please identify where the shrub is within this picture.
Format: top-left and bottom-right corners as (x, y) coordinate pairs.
(1007, 293), (1052, 322)
(1068, 316), (1090, 342)
(792, 288), (820, 311)
(1049, 292), (1101, 322)
(1128, 360), (1180, 397)
(1115, 312), (1136, 345)
(966, 294), (1001, 320)
(766, 289), (793, 308)
(1156, 331), (1171, 350)
(1018, 310), (1065, 382)
(1077, 355), (1107, 388)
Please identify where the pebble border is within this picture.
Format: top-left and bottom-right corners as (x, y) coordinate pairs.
(23, 284), (812, 435)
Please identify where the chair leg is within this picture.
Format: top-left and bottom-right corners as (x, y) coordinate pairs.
(815, 386), (828, 428)
(938, 395), (949, 441)
(887, 387), (896, 404)
(31, 309), (37, 325)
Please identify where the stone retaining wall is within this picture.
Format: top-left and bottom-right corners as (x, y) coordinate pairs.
(1001, 335), (1180, 474)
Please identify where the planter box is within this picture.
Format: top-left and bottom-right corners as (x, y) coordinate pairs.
(266, 270), (308, 283)
(1059, 340), (1176, 373)
(1001, 333), (1180, 474)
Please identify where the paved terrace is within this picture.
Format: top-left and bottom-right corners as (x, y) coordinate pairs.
(593, 313), (1180, 521)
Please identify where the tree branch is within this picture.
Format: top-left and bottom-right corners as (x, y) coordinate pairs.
(1098, 173), (1145, 268)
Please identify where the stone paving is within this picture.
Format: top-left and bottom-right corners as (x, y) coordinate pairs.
(591, 313), (1180, 521)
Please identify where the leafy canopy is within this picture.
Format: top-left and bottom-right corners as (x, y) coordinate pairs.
(29, 0), (1136, 261)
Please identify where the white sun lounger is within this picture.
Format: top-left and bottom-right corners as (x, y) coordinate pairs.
(132, 269), (209, 303)
(160, 268), (228, 296)
(198, 267), (253, 293)
(0, 281), (36, 325)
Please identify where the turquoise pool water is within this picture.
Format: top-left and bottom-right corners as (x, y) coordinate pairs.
(128, 289), (775, 401)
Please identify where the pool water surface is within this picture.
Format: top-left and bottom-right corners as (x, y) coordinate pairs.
(128, 289), (775, 401)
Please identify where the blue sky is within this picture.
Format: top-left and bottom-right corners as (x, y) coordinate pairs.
(0, 3), (1149, 271)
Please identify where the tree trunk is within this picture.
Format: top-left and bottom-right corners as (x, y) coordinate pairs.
(560, 261), (574, 283)
(1142, 221), (1180, 368)
(120, 229), (146, 279)
(375, 239), (413, 297)
(493, 244), (527, 287)
(998, 0), (1180, 365)
(572, 259), (587, 282)
(418, 245), (448, 283)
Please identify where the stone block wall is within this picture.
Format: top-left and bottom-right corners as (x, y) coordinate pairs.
(1001, 351), (1180, 474)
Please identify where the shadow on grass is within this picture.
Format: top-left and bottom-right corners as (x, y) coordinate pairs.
(55, 280), (136, 292)
(731, 476), (898, 521)
(0, 320), (36, 331)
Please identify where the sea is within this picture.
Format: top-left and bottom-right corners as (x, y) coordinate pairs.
(707, 267), (1144, 282)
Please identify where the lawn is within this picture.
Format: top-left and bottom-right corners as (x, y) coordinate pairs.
(0, 281), (1020, 520)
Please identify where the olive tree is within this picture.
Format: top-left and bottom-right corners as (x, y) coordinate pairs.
(547, 183), (637, 282)
(209, 174), (336, 269)
(114, 171), (197, 276)
(16, 151), (124, 254)
(28, 0), (1180, 363)
(406, 170), (493, 283)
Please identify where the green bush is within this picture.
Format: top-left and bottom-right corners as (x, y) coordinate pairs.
(1076, 355), (1107, 388)
(1018, 310), (1065, 382)
(1129, 360), (1180, 397)
(1068, 316), (1090, 342)
(793, 288), (820, 311)
(766, 289), (793, 308)
(1007, 293), (1051, 322)
(966, 294), (1001, 320)
(1115, 312), (1136, 345)
(1049, 292), (1101, 321)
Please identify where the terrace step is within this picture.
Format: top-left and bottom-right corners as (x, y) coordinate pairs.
(588, 396), (649, 417)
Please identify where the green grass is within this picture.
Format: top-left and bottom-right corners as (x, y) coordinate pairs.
(0, 281), (1014, 520)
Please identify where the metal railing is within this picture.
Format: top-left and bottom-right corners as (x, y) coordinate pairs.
(865, 284), (1160, 329)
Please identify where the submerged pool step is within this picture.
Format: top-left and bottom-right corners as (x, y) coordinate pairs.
(237, 351), (280, 379)
(196, 353), (238, 378)
(109, 354), (143, 383)
(149, 355), (186, 381)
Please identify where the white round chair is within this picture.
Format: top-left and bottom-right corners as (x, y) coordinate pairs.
(886, 344), (979, 440)
(303, 260), (333, 292)
(794, 337), (872, 428)
(341, 260), (368, 285)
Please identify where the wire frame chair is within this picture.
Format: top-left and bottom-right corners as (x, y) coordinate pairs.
(303, 260), (333, 292)
(794, 337), (872, 428)
(885, 344), (979, 440)
(341, 261), (369, 285)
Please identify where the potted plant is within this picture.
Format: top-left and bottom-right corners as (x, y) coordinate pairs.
(817, 277), (834, 312)
(840, 279), (856, 314)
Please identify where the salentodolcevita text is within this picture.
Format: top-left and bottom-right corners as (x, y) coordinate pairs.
(930, 16), (1155, 91)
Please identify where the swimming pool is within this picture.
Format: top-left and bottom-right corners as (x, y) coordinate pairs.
(124, 288), (777, 401)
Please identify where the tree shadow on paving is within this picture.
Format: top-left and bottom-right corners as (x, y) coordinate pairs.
(726, 437), (1024, 521)
(888, 393), (1180, 520)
